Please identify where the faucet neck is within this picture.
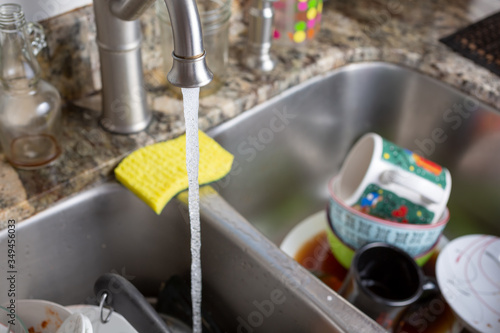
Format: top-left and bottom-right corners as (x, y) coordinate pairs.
(107, 0), (206, 59)
(163, 0), (204, 58)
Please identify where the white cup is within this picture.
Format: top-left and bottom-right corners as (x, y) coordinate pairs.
(337, 133), (451, 224)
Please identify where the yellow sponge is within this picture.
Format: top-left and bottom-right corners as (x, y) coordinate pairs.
(115, 130), (234, 214)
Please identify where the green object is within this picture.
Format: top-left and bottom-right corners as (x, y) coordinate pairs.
(326, 227), (354, 269)
(295, 21), (306, 31)
(381, 140), (447, 188)
(353, 184), (434, 224)
(326, 224), (434, 269)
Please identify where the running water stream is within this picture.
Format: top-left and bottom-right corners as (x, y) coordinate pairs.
(181, 87), (202, 333)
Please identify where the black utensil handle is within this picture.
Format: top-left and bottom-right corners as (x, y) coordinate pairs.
(94, 273), (173, 333)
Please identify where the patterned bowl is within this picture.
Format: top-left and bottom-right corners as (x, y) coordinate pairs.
(328, 176), (449, 268)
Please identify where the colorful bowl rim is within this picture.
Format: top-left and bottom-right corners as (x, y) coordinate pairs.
(328, 176), (450, 230)
(326, 208), (442, 259)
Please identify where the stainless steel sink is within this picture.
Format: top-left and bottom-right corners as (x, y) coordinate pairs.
(209, 62), (500, 244)
(0, 183), (381, 332)
(1, 62), (499, 332)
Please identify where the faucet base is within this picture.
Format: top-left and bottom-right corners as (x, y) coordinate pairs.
(97, 45), (152, 134)
(244, 51), (276, 72)
(99, 112), (152, 135)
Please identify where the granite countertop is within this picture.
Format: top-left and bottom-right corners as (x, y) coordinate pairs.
(1, 0), (500, 228)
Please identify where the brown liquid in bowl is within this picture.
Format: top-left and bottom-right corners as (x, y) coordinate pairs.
(294, 231), (457, 333)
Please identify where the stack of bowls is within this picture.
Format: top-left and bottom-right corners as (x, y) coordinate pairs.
(326, 133), (451, 268)
(327, 176), (449, 268)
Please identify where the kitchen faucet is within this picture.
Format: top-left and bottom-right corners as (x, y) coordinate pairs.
(93, 0), (213, 134)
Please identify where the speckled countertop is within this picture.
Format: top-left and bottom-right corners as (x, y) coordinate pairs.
(1, 0), (500, 227)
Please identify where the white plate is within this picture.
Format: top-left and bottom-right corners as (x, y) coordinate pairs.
(56, 313), (93, 333)
(436, 234), (500, 333)
(280, 211), (328, 258)
(66, 305), (138, 333)
(15, 300), (72, 333)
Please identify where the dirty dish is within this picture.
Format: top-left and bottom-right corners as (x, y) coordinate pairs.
(56, 313), (92, 333)
(280, 208), (442, 269)
(15, 300), (71, 333)
(339, 242), (440, 330)
(66, 305), (137, 333)
(327, 215), (440, 269)
(336, 133), (451, 224)
(93, 273), (171, 333)
(328, 176), (448, 268)
(0, 306), (28, 333)
(280, 210), (327, 257)
(436, 234), (500, 333)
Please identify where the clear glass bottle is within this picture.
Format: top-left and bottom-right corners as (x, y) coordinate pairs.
(156, 0), (231, 98)
(0, 4), (62, 169)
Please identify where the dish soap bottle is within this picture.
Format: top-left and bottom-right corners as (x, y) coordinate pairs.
(0, 4), (62, 169)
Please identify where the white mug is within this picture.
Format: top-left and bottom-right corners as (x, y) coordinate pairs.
(336, 133), (451, 224)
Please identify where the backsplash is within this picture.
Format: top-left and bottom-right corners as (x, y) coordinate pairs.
(37, 1), (246, 101)
(38, 5), (99, 100)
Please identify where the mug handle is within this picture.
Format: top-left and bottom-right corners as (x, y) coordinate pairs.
(393, 277), (442, 333)
(421, 276), (440, 296)
(380, 170), (444, 204)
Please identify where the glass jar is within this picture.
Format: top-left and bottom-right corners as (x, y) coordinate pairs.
(0, 4), (62, 169)
(156, 0), (231, 98)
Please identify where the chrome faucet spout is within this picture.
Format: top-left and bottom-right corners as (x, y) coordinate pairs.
(108, 0), (213, 87)
(93, 0), (213, 133)
(162, 0), (213, 88)
(109, 0), (156, 21)
(162, 0), (204, 58)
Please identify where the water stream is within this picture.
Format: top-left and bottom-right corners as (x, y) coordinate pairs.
(181, 87), (202, 333)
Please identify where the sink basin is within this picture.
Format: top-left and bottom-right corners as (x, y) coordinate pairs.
(1, 62), (498, 332)
(209, 62), (500, 243)
(0, 183), (382, 332)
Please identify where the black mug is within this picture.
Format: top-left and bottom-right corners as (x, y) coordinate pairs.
(339, 242), (439, 331)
